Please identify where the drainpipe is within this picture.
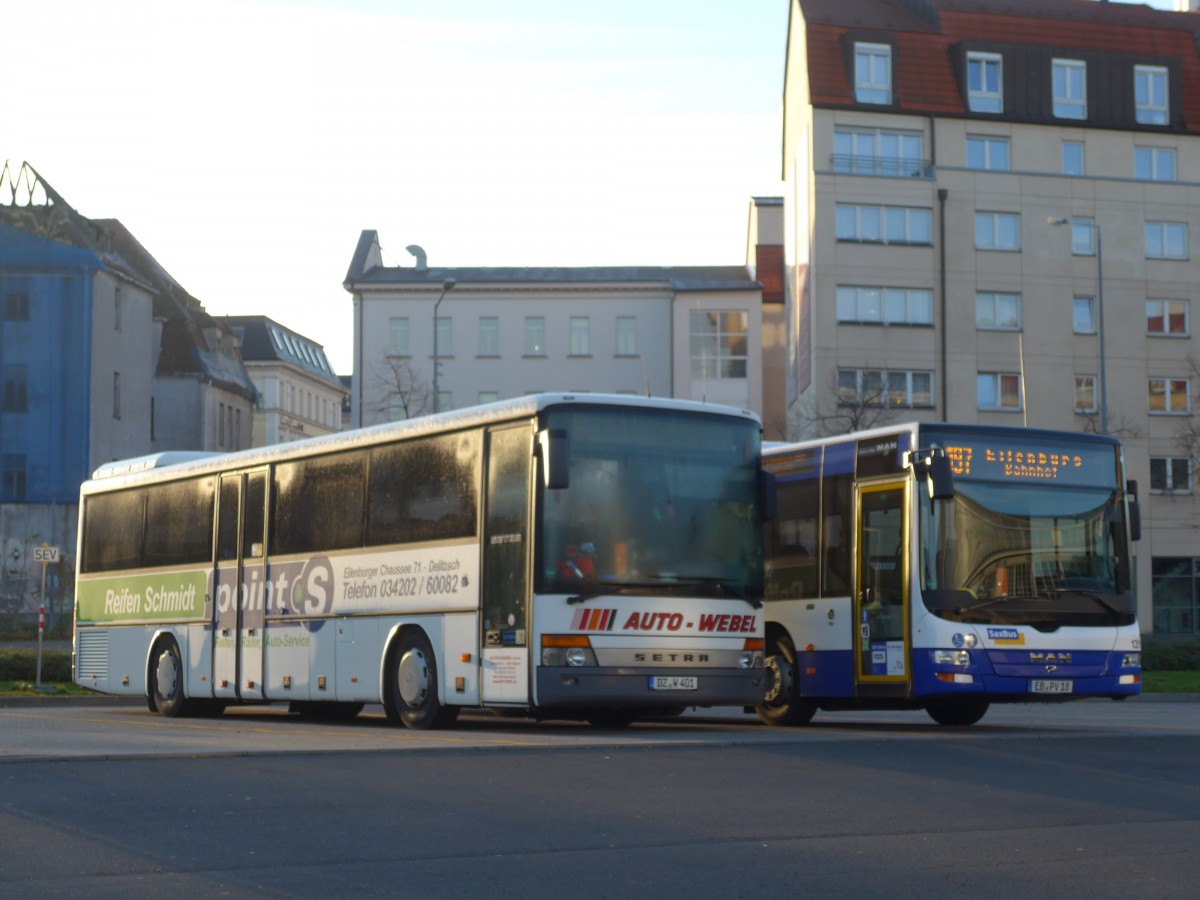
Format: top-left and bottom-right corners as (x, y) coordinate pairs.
(938, 188), (948, 422)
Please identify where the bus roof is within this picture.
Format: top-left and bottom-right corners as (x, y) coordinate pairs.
(81, 393), (761, 496)
(763, 421), (1123, 458)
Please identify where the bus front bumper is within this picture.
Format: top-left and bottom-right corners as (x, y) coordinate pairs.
(536, 666), (765, 709)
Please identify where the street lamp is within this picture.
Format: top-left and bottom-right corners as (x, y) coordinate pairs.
(1049, 216), (1106, 433)
(431, 277), (456, 413)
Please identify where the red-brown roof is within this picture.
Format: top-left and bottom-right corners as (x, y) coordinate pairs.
(797, 0), (1200, 130)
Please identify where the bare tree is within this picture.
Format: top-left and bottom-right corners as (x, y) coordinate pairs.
(1078, 409), (1142, 440)
(796, 370), (897, 438)
(366, 355), (433, 423)
(1173, 355), (1200, 475)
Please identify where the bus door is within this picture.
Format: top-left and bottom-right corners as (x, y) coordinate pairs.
(480, 425), (532, 705)
(855, 481), (910, 688)
(213, 470), (268, 701)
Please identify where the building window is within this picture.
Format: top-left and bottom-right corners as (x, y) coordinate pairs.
(113, 372), (121, 420)
(3, 291), (30, 321)
(1151, 557), (1199, 634)
(966, 135), (1010, 171)
(385, 391), (405, 423)
(854, 42), (892, 104)
(1073, 297), (1096, 334)
(833, 127), (924, 178)
(836, 204), (932, 244)
(967, 52), (1003, 113)
(836, 286), (933, 325)
(478, 391), (499, 405)
(1147, 300), (1188, 336)
(1, 454), (26, 501)
(436, 390), (452, 412)
(975, 212), (1020, 251)
(1145, 222), (1188, 260)
(524, 317), (546, 356)
(478, 317), (499, 356)
(2, 365), (28, 412)
(977, 373), (1021, 411)
(1061, 141), (1084, 176)
(1052, 59), (1086, 119)
(435, 316), (452, 356)
(838, 369), (933, 408)
(1135, 65), (1169, 125)
(1149, 377), (1189, 414)
(1071, 218), (1095, 256)
(388, 317), (409, 356)
(690, 311), (748, 379)
(1150, 457), (1191, 494)
(1135, 147), (1176, 182)
(1075, 375), (1097, 413)
(218, 401), (225, 445)
(113, 284), (123, 332)
(569, 317), (590, 356)
(616, 316), (637, 356)
(975, 292), (1021, 330)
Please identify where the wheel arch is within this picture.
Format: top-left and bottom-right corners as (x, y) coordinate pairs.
(378, 618), (444, 705)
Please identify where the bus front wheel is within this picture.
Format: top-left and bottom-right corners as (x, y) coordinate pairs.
(756, 634), (816, 727)
(925, 698), (990, 726)
(151, 638), (194, 718)
(385, 631), (459, 730)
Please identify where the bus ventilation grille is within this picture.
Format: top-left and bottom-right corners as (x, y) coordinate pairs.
(76, 631), (109, 679)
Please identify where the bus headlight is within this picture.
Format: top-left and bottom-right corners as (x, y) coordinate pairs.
(541, 635), (596, 667)
(739, 651), (763, 669)
(1122, 653), (1141, 668)
(933, 649), (971, 667)
(565, 647), (594, 667)
(740, 638), (764, 669)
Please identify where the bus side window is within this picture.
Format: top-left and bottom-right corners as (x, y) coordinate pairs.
(273, 451), (366, 555)
(822, 443), (855, 597)
(769, 467), (820, 599)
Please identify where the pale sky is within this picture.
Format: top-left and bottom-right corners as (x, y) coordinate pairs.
(3, 0), (1179, 373)
(5, 0), (789, 373)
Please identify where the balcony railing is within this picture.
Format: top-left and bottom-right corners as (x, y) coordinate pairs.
(830, 154), (933, 179)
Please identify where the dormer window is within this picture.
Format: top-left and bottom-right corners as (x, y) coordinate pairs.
(1135, 65), (1168, 125)
(967, 52), (1002, 113)
(854, 43), (892, 105)
(1052, 59), (1086, 120)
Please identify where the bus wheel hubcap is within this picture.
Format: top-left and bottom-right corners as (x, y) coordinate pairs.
(156, 653), (178, 698)
(764, 655), (791, 704)
(397, 649), (429, 707)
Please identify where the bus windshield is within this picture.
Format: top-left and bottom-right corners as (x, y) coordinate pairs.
(918, 481), (1136, 628)
(539, 406), (763, 601)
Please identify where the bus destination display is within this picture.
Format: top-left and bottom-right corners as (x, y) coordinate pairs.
(938, 438), (1116, 486)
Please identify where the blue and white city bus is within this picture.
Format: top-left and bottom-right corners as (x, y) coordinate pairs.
(73, 394), (767, 729)
(757, 422), (1141, 727)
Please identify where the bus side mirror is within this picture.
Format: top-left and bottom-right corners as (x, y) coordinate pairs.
(1126, 480), (1141, 542)
(759, 469), (777, 521)
(911, 449), (954, 500)
(927, 454), (955, 501)
(538, 428), (569, 490)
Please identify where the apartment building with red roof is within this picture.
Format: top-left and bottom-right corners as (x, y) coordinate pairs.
(784, 0), (1200, 634)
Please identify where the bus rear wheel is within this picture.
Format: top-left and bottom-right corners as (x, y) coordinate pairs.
(384, 630), (459, 730)
(925, 698), (990, 726)
(151, 638), (195, 718)
(756, 634), (816, 727)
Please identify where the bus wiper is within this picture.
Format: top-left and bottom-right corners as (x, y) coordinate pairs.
(663, 575), (762, 609)
(1050, 588), (1122, 617)
(953, 594), (1042, 615)
(567, 577), (763, 609)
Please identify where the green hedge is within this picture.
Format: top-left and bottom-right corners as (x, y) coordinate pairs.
(0, 649), (72, 682)
(1142, 638), (1200, 672)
